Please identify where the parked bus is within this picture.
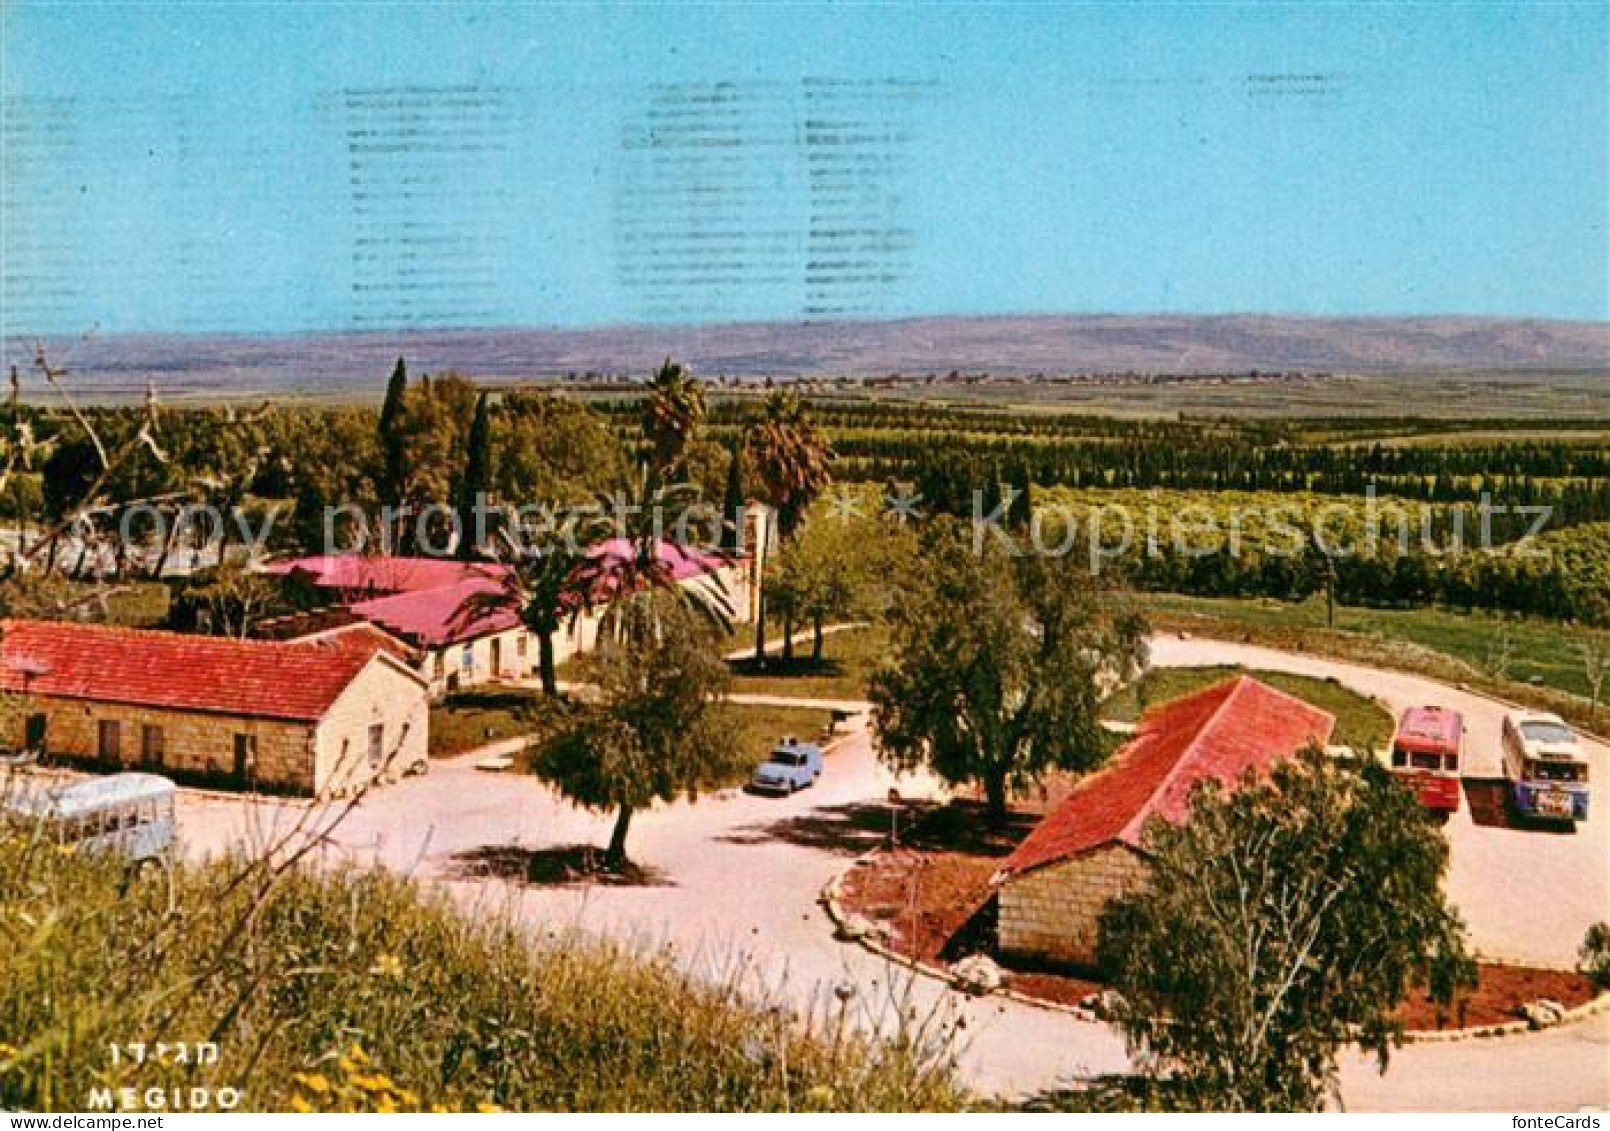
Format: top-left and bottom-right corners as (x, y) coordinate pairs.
(3, 773), (176, 865)
(1502, 711), (1590, 823)
(1389, 706), (1464, 812)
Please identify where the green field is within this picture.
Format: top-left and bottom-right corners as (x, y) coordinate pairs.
(1103, 665), (1395, 752)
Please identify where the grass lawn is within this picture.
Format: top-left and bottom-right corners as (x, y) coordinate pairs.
(1141, 593), (1610, 736)
(430, 687), (546, 758)
(726, 623), (889, 700)
(713, 702), (836, 785)
(440, 690), (833, 787)
(104, 581), (173, 626)
(1103, 665), (1395, 752)
(1143, 594), (1609, 699)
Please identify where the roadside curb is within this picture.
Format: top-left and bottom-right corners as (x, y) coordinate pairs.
(818, 848), (1104, 1023)
(1402, 987), (1610, 1043)
(819, 848), (1610, 1044)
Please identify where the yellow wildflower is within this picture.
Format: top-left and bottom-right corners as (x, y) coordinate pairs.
(293, 1071), (331, 1095)
(369, 954), (403, 978)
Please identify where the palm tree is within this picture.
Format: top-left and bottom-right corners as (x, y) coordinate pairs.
(743, 391), (833, 662)
(640, 358), (706, 478)
(452, 520), (602, 697)
(587, 467), (734, 648)
(458, 466), (738, 694)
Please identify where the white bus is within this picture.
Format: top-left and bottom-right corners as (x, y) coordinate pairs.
(4, 773), (177, 864)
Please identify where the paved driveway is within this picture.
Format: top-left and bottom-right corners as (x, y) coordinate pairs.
(1150, 636), (1609, 971)
(173, 637), (1610, 1110)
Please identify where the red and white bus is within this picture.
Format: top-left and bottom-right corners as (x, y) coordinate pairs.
(1389, 706), (1464, 812)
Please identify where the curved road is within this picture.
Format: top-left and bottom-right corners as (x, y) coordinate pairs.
(176, 634), (1610, 1111)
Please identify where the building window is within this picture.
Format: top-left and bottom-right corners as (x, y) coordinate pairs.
(97, 720), (122, 762)
(433, 651), (446, 680)
(517, 634), (528, 659)
(367, 723), (385, 768)
(141, 724), (164, 767)
(24, 712), (46, 753)
(460, 644), (474, 671)
(233, 733), (257, 781)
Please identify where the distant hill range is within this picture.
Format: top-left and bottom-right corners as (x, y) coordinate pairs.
(5, 314), (1607, 399)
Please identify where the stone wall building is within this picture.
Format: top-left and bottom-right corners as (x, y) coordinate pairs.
(992, 676), (1336, 968)
(1, 619), (429, 797)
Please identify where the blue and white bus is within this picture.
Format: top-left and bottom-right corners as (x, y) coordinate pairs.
(1501, 712), (1590, 823)
(4, 773), (177, 864)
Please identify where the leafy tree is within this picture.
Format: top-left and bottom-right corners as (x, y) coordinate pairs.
(282, 409), (382, 555)
(640, 358), (706, 478)
(743, 392), (833, 661)
(531, 596), (735, 868)
(492, 391), (627, 507)
(1097, 749), (1476, 1112)
(168, 563), (283, 638)
(768, 505), (914, 661)
(870, 518), (1147, 820)
(1579, 635), (1609, 723)
(392, 373), (478, 552)
(376, 356), (409, 505)
(39, 436), (101, 571)
(455, 391), (495, 559)
(1581, 922), (1610, 989)
(910, 440), (985, 519)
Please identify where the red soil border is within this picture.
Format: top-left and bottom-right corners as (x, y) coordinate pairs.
(838, 817), (1597, 1031)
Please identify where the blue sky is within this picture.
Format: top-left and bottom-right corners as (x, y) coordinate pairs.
(3, 2), (1606, 334)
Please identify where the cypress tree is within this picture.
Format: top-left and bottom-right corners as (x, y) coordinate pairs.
(1009, 462), (1034, 529)
(720, 435), (746, 552)
(377, 357), (408, 504)
(456, 390), (494, 560)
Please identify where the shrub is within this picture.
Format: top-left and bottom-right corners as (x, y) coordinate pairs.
(1580, 922), (1610, 990)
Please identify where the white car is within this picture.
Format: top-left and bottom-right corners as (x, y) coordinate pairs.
(1501, 711), (1590, 822)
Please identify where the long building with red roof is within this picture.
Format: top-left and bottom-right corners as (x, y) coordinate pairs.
(992, 675), (1335, 967)
(261, 540), (756, 697)
(1, 618), (429, 796)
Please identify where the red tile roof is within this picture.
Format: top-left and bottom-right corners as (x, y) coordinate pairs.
(277, 620), (421, 665)
(264, 555), (509, 595)
(584, 538), (732, 582)
(349, 576), (518, 649)
(996, 676), (1336, 880)
(0, 618), (412, 723)
(262, 547), (734, 650)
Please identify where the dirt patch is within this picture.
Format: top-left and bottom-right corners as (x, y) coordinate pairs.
(1399, 964), (1598, 1031)
(838, 802), (1599, 1029)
